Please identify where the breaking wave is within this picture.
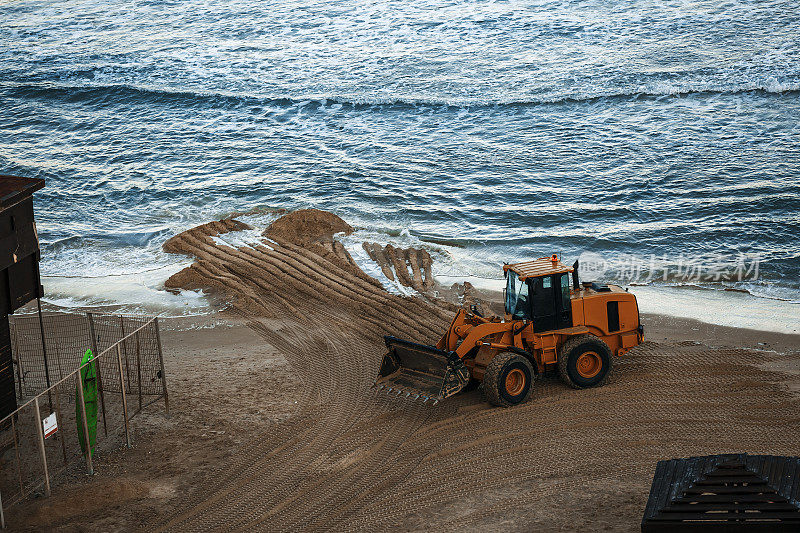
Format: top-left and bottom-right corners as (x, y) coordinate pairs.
(5, 78), (799, 111)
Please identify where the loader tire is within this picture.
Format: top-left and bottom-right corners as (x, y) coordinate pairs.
(558, 334), (613, 389)
(482, 352), (534, 407)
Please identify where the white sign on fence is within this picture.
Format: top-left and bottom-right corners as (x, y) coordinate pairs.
(43, 412), (58, 439)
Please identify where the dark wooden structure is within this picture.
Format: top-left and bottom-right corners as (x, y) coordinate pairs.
(642, 454), (800, 532)
(0, 176), (45, 419)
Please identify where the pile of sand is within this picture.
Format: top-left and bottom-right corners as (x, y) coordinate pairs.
(263, 208), (353, 246)
(154, 208), (800, 532)
(163, 218), (253, 294)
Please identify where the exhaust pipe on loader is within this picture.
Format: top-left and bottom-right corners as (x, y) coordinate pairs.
(374, 336), (471, 404)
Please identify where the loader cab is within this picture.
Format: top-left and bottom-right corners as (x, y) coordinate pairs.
(529, 272), (572, 332)
(505, 257), (574, 333)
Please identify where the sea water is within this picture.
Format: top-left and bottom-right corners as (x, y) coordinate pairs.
(1, 0), (798, 331)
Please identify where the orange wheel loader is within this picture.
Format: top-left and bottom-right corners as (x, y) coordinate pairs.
(375, 255), (644, 407)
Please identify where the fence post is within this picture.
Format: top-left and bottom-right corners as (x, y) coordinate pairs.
(135, 331), (143, 412)
(87, 313), (108, 437)
(116, 344), (131, 448)
(33, 396), (51, 497)
(154, 318), (169, 415)
(36, 299), (52, 410)
(119, 316), (131, 391)
(1, 487), (5, 529)
(76, 367), (94, 475)
(53, 322), (65, 383)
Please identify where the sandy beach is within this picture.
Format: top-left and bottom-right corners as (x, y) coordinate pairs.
(5, 210), (799, 532)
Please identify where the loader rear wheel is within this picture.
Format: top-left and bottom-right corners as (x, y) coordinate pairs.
(558, 335), (613, 389)
(482, 352), (534, 407)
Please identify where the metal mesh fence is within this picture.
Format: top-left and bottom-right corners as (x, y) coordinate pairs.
(0, 314), (167, 517)
(89, 314), (166, 400)
(10, 313), (91, 399)
(0, 372), (127, 506)
(10, 313), (166, 404)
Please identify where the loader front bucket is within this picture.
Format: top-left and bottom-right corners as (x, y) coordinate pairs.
(375, 336), (471, 404)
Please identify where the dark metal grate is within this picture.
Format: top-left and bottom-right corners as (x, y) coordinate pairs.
(642, 454), (800, 532)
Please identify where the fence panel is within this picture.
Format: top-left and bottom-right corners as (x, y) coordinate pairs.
(89, 315), (165, 402)
(10, 314), (92, 399)
(10, 313), (167, 406)
(0, 408), (46, 503)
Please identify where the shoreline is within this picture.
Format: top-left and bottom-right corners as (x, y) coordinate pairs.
(35, 269), (800, 338)
(639, 312), (800, 355)
(22, 292), (800, 355)
(18, 300), (800, 354)
(35, 211), (800, 335)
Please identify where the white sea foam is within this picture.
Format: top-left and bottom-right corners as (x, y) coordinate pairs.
(210, 229), (270, 250)
(632, 285), (800, 335)
(335, 231), (419, 296)
(41, 263), (216, 316)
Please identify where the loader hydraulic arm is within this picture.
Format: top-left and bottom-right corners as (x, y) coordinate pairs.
(435, 309), (523, 359)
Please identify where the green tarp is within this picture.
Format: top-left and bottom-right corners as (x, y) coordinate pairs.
(76, 349), (98, 456)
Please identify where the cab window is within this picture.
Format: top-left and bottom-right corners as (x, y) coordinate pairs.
(559, 273), (570, 310)
(505, 273), (530, 320)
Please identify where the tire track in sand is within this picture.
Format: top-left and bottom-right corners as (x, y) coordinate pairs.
(153, 211), (800, 532)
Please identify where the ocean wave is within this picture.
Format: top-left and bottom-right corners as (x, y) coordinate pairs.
(41, 228), (172, 249)
(627, 280), (800, 303)
(3, 79), (798, 111)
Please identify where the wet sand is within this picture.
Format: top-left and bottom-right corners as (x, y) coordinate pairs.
(6, 210), (800, 532)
